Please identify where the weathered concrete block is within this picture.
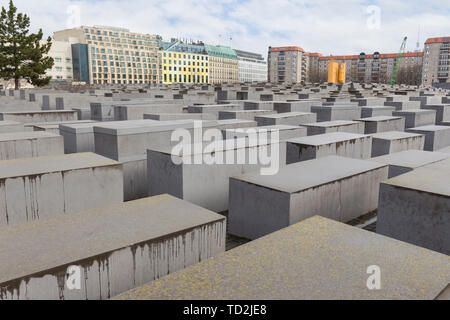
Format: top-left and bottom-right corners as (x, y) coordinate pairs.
(377, 166), (450, 255)
(286, 132), (372, 164)
(229, 156), (387, 239)
(255, 112), (316, 126)
(218, 110), (275, 121)
(148, 141), (286, 212)
(188, 104), (243, 119)
(0, 153), (123, 226)
(243, 101), (274, 111)
(392, 109), (436, 128)
(0, 194), (226, 300)
(406, 125), (450, 151)
(273, 101), (317, 113)
(421, 104), (450, 124)
(0, 132), (64, 160)
(301, 120), (365, 136)
(116, 214), (450, 299)
(114, 104), (184, 121)
(0, 110), (78, 123)
(144, 113), (215, 121)
(0, 121), (24, 133)
(311, 105), (362, 122)
(360, 106), (395, 118)
(371, 131), (425, 157)
(356, 116), (406, 134)
(371, 150), (449, 178)
(223, 125), (307, 141)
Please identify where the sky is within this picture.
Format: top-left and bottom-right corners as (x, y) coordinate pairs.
(3, 0), (450, 58)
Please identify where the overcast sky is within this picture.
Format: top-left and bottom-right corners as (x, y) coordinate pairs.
(4, 0), (450, 57)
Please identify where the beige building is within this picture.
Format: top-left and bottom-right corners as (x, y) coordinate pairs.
(422, 37), (450, 86)
(204, 45), (239, 84)
(44, 38), (77, 82)
(54, 26), (160, 85)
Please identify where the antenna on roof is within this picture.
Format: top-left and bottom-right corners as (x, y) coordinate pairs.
(416, 25), (421, 52)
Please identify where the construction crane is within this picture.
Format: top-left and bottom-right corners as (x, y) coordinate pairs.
(390, 36), (408, 85)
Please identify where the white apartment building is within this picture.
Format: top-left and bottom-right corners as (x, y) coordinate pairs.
(235, 49), (267, 83)
(44, 38), (77, 81)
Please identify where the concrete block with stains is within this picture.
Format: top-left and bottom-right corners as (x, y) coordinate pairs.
(255, 112), (317, 126)
(377, 165), (450, 255)
(370, 131), (425, 157)
(0, 194), (226, 300)
(0, 132), (64, 160)
(392, 109), (436, 128)
(301, 120), (365, 136)
(0, 110), (78, 123)
(228, 156), (388, 239)
(355, 116), (406, 134)
(406, 125), (450, 151)
(370, 150), (450, 178)
(286, 132), (372, 164)
(114, 216), (450, 300)
(148, 140), (286, 213)
(0, 152), (123, 227)
(0, 121), (24, 133)
(310, 105), (362, 122)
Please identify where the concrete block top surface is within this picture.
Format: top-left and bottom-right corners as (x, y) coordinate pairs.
(382, 166), (450, 196)
(301, 120), (361, 128)
(226, 125), (302, 132)
(371, 131), (424, 140)
(311, 105), (359, 110)
(0, 194), (225, 285)
(0, 152), (121, 179)
(0, 121), (22, 126)
(115, 216), (450, 300)
(231, 156), (386, 194)
(0, 110), (76, 115)
(361, 106), (395, 110)
(393, 109), (436, 114)
(287, 132), (368, 146)
(407, 125), (450, 132)
(94, 120), (217, 135)
(254, 112), (313, 119)
(355, 116), (403, 122)
(0, 131), (60, 142)
(371, 150), (450, 169)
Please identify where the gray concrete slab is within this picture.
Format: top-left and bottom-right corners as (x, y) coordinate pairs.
(0, 121), (24, 133)
(370, 150), (450, 178)
(406, 125), (450, 151)
(0, 110), (78, 124)
(218, 110), (275, 121)
(0, 152), (123, 226)
(255, 112), (317, 126)
(311, 105), (362, 122)
(286, 132), (372, 164)
(377, 167), (450, 255)
(0, 131), (64, 160)
(229, 156), (387, 239)
(114, 216), (450, 300)
(392, 109), (437, 128)
(370, 131), (425, 157)
(301, 120), (365, 136)
(0, 194), (226, 300)
(355, 116), (406, 134)
(223, 125), (307, 141)
(360, 106), (395, 118)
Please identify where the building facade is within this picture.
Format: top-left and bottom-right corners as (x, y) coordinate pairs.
(422, 37), (450, 86)
(235, 49), (267, 83)
(269, 45), (424, 85)
(159, 40), (209, 85)
(318, 52), (423, 85)
(54, 26), (160, 85)
(204, 44), (239, 84)
(43, 38), (76, 82)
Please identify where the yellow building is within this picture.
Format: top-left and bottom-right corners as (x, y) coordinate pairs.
(159, 45), (209, 84)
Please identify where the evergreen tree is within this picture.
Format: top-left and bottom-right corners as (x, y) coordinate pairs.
(0, 0), (54, 89)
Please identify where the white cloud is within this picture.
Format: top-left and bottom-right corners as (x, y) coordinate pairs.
(3, 0), (450, 57)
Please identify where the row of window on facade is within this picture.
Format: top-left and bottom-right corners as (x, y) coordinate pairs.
(163, 73), (208, 83)
(93, 73), (158, 80)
